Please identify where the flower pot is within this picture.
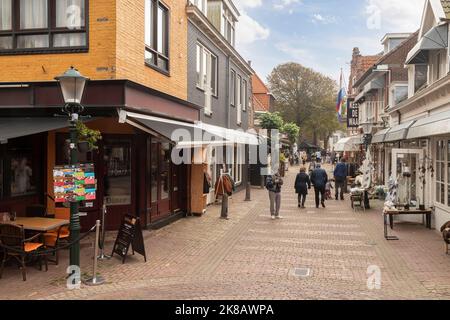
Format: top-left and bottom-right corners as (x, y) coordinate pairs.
(77, 141), (91, 153)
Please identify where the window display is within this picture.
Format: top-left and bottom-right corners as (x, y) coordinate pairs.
(104, 142), (132, 206)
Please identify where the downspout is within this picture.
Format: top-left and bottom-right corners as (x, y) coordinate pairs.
(226, 57), (231, 129)
(397, 110), (402, 148)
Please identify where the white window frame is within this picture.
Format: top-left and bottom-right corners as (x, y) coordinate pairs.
(192, 0), (207, 15)
(196, 43), (218, 96)
(242, 79), (248, 112)
(236, 74), (242, 125)
(232, 145), (243, 185)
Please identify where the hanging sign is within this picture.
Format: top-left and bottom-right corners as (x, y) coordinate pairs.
(53, 164), (97, 203)
(347, 101), (359, 128)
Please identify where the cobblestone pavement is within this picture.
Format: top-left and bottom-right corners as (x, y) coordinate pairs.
(2, 164), (450, 300)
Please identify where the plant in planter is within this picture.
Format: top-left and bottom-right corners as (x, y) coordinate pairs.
(76, 121), (102, 152)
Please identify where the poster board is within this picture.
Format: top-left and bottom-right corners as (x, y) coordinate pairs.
(53, 164), (97, 203)
(111, 214), (147, 264)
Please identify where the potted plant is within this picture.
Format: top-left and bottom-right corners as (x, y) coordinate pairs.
(76, 121), (102, 152)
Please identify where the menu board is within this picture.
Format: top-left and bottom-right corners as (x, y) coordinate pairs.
(53, 164), (97, 203)
(111, 214), (147, 264)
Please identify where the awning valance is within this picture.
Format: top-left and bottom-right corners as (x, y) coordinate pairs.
(384, 120), (416, 142)
(119, 110), (260, 147)
(406, 24), (448, 64)
(371, 128), (391, 144)
(334, 136), (362, 152)
(0, 117), (71, 143)
(407, 110), (450, 139)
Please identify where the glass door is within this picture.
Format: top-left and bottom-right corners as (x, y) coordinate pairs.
(150, 141), (171, 221)
(392, 148), (423, 207)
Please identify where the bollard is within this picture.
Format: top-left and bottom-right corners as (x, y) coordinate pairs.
(221, 194), (229, 220)
(97, 204), (111, 260)
(83, 220), (105, 286)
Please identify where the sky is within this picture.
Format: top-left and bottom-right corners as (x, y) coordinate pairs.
(233, 0), (426, 86)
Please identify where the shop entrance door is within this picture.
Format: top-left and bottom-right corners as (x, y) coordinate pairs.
(391, 149), (424, 206)
(150, 141), (171, 221)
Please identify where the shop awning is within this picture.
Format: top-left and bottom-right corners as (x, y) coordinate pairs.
(406, 24), (448, 64)
(0, 117), (71, 143)
(384, 120), (416, 142)
(334, 136), (362, 152)
(371, 128), (392, 144)
(407, 110), (450, 139)
(119, 110), (260, 147)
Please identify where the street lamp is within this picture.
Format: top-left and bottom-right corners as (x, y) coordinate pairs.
(360, 122), (373, 151)
(55, 67), (89, 268)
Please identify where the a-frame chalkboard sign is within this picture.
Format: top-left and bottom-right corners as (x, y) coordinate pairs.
(111, 214), (147, 264)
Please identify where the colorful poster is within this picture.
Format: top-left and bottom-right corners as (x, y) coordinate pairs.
(53, 164), (97, 203)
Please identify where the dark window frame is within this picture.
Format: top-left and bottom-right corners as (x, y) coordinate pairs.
(0, 0), (89, 55)
(145, 0), (170, 75)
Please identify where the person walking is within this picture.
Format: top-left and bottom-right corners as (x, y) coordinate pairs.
(266, 172), (284, 220)
(310, 163), (328, 208)
(295, 167), (311, 209)
(333, 158), (348, 201)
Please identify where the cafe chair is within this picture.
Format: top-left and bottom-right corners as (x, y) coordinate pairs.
(25, 205), (47, 218)
(0, 224), (48, 281)
(44, 208), (70, 265)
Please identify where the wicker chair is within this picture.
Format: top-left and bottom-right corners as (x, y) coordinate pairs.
(0, 224), (48, 281)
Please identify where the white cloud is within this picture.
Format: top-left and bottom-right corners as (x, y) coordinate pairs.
(236, 11), (270, 45)
(365, 0), (425, 32)
(273, 0), (301, 10)
(312, 13), (337, 24)
(234, 0), (263, 9)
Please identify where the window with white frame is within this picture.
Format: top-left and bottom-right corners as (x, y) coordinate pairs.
(414, 64), (428, 93)
(221, 7), (235, 46)
(242, 79), (248, 111)
(196, 43), (218, 96)
(436, 140), (446, 205)
(236, 74), (242, 125)
(231, 145), (243, 185)
(391, 85), (408, 107)
(192, 0), (207, 15)
(230, 70), (236, 106)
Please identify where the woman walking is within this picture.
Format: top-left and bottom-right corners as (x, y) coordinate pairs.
(295, 167), (311, 208)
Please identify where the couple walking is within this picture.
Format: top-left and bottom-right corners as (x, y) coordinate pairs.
(295, 164), (329, 209)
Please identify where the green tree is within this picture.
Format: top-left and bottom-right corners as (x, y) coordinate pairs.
(267, 62), (341, 146)
(259, 112), (284, 130)
(282, 122), (300, 145)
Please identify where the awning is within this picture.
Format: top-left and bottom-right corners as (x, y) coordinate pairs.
(384, 120), (416, 142)
(364, 76), (385, 93)
(334, 136), (362, 152)
(407, 110), (450, 139)
(406, 24), (448, 64)
(0, 117), (71, 143)
(119, 110), (260, 147)
(371, 128), (391, 144)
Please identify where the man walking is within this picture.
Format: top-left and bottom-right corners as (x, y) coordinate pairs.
(266, 172), (284, 219)
(334, 158), (348, 200)
(310, 164), (328, 208)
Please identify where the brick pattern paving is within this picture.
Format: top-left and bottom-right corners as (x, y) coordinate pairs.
(2, 165), (450, 300)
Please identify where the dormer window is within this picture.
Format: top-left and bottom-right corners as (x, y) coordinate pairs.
(221, 7), (235, 46)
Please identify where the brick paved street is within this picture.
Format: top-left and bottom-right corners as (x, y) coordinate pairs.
(2, 164), (450, 300)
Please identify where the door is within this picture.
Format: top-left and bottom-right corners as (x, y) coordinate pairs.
(392, 149), (424, 206)
(102, 137), (135, 230)
(150, 141), (171, 221)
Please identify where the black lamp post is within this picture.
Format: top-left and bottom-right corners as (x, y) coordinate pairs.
(55, 67), (89, 268)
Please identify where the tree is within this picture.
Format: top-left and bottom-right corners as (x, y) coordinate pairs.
(259, 112), (284, 130)
(267, 62), (341, 146)
(282, 122), (300, 145)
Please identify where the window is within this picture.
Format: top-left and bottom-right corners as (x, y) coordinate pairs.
(414, 64), (428, 93)
(196, 43), (218, 96)
(436, 140), (446, 205)
(236, 74), (242, 125)
(222, 7), (235, 46)
(392, 85), (408, 106)
(242, 79), (248, 111)
(104, 140), (132, 206)
(192, 0), (207, 15)
(230, 70), (236, 106)
(145, 0), (169, 73)
(232, 145), (243, 185)
(0, 0), (87, 53)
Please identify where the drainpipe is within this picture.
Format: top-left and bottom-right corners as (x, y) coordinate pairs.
(397, 110), (402, 148)
(226, 57), (231, 129)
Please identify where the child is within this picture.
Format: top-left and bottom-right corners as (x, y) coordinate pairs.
(325, 179), (334, 200)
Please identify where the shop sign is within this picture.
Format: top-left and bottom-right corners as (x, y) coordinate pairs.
(53, 164), (97, 203)
(347, 102), (359, 128)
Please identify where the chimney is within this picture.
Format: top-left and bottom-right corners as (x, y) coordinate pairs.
(352, 47), (360, 57)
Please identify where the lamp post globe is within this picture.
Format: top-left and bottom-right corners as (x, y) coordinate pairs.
(55, 67), (89, 270)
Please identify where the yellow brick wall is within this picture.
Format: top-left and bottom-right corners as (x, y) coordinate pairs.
(0, 0), (117, 82)
(115, 0), (188, 100)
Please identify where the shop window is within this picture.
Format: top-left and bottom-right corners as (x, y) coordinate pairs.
(103, 141), (132, 206)
(10, 152), (35, 197)
(0, 0), (88, 54)
(159, 142), (171, 201)
(436, 140), (445, 205)
(145, 0), (169, 73)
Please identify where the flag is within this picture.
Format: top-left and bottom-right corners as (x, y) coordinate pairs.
(336, 70), (347, 122)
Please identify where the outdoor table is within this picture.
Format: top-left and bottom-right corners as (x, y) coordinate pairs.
(6, 217), (69, 232)
(383, 209), (432, 241)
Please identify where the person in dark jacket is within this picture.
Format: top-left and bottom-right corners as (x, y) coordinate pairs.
(295, 167), (311, 208)
(266, 173), (284, 219)
(333, 158), (348, 200)
(310, 164), (328, 208)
